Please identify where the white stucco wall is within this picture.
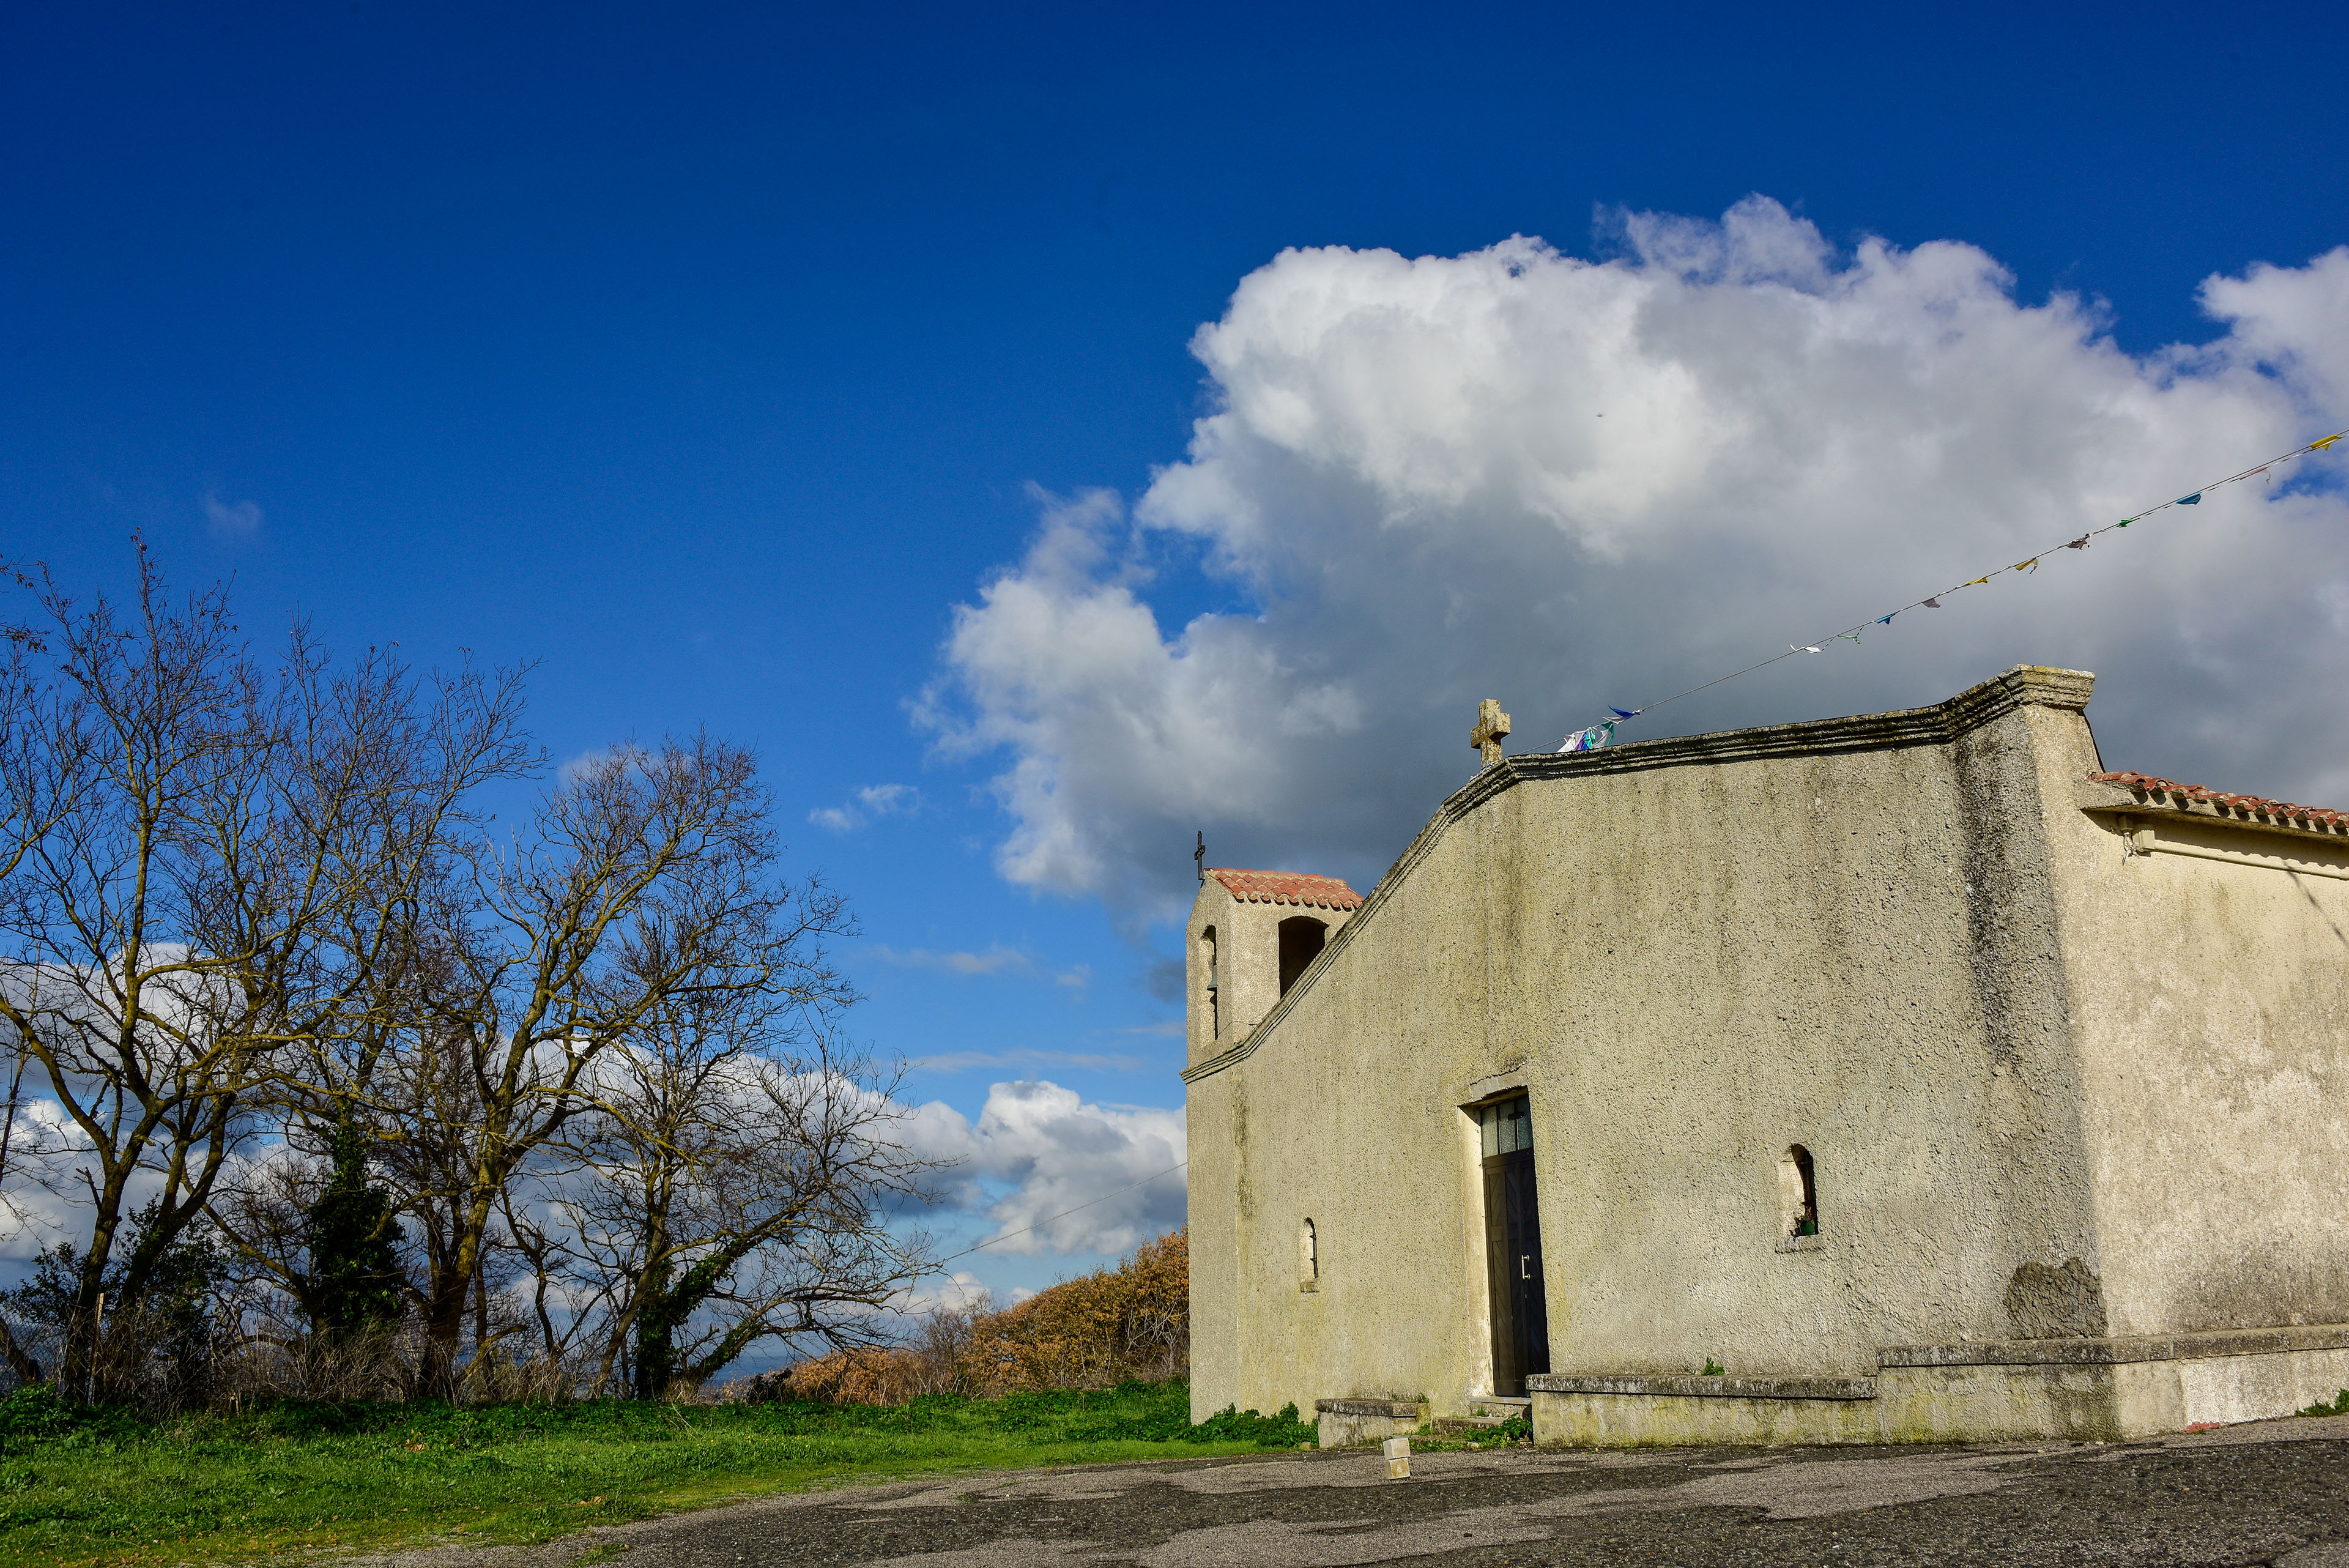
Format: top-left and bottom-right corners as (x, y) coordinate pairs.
(2048, 763), (2349, 1336)
(1183, 667), (2347, 1425)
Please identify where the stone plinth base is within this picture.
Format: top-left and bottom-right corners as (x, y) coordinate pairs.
(1315, 1398), (1428, 1449)
(1527, 1325), (2349, 1447)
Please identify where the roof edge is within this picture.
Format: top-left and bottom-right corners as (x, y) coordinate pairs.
(1504, 664), (2093, 789)
(1181, 664), (2094, 1085)
(1204, 866), (1365, 911)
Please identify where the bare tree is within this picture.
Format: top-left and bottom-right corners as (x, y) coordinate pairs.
(0, 548), (532, 1393)
(224, 649), (535, 1342)
(380, 734), (802, 1394)
(0, 553), (309, 1390)
(0, 582), (64, 1383)
(1, 550), (933, 1406)
(536, 923), (935, 1399)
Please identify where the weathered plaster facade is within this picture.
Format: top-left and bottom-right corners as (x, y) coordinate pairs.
(1182, 666), (2349, 1444)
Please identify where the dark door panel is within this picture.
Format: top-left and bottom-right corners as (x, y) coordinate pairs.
(1479, 1094), (1549, 1395)
(1501, 1149), (1549, 1380)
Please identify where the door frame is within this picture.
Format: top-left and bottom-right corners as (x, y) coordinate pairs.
(1464, 1090), (1549, 1397)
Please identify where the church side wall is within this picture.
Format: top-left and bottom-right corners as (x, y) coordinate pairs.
(1184, 882), (1357, 1421)
(1193, 693), (2109, 1423)
(1488, 702), (2099, 1378)
(2045, 746), (2349, 1336)
(1185, 1069), (1242, 1421)
(1206, 846), (1498, 1418)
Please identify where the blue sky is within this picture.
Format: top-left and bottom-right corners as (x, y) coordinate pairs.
(7, 1), (2348, 1307)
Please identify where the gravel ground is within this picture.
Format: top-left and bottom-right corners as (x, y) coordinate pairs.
(369, 1413), (2349, 1568)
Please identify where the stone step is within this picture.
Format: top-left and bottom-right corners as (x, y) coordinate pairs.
(1431, 1413), (1517, 1435)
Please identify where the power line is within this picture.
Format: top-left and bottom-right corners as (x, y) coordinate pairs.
(1561, 428), (2348, 748)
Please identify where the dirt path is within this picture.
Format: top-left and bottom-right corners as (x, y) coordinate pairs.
(363, 1413), (2349, 1567)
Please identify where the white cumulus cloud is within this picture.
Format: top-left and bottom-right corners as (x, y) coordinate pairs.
(810, 782), (921, 833)
(201, 492), (263, 538)
(905, 1080), (1185, 1257)
(924, 197), (2349, 916)
(870, 943), (1037, 977)
(911, 1047), (1150, 1074)
(866, 943), (1088, 989)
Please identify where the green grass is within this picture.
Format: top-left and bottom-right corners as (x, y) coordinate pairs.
(2299, 1388), (2349, 1418)
(0, 1381), (1313, 1568)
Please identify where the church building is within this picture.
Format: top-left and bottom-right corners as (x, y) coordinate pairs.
(1182, 666), (2349, 1446)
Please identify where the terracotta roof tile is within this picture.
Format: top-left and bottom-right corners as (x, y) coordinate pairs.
(2089, 772), (2349, 831)
(1207, 868), (1364, 910)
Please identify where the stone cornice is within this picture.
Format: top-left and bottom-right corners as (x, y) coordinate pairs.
(2077, 783), (2349, 882)
(1525, 1373), (1878, 1400)
(1504, 664), (2092, 789)
(1880, 1321), (2349, 1369)
(2076, 778), (2349, 845)
(1181, 666), (2093, 1085)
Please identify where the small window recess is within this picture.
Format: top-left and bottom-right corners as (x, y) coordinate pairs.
(1299, 1217), (1319, 1292)
(1277, 916), (1327, 997)
(1201, 926), (1219, 1039)
(1776, 1144), (1824, 1252)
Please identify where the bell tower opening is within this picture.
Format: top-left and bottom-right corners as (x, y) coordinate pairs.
(1277, 916), (1327, 996)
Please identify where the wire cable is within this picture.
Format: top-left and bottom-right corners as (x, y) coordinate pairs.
(1562, 428), (2348, 744)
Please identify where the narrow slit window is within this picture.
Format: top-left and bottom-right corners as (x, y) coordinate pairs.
(1300, 1217), (1318, 1291)
(1779, 1145), (1819, 1238)
(1200, 926), (1219, 1038)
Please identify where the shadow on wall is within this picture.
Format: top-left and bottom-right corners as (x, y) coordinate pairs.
(2005, 1258), (2109, 1339)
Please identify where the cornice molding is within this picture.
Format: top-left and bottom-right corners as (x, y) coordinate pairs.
(2079, 779), (2349, 881)
(2076, 778), (2349, 844)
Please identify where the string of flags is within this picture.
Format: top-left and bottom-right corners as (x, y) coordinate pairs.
(1556, 428), (2348, 753)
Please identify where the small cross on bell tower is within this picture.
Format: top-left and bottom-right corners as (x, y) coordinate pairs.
(1471, 698), (1512, 770)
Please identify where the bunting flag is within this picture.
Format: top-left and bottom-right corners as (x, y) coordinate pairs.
(1553, 426), (2349, 752)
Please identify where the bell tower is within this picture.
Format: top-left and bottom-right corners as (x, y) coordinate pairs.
(1184, 866), (1364, 1068)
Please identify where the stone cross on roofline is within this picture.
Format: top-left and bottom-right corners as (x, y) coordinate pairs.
(1471, 698), (1511, 770)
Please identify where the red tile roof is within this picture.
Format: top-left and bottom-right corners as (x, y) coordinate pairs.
(1208, 868), (1364, 910)
(2090, 773), (2349, 831)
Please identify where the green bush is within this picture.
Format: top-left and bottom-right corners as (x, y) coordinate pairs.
(0, 1384), (74, 1443)
(1185, 1402), (1315, 1446)
(0, 1383), (152, 1448)
(0, 1377), (1312, 1455)
(2298, 1388), (2349, 1418)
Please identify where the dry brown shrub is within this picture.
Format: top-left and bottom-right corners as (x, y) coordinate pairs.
(963, 1227), (1187, 1394)
(756, 1227), (1189, 1405)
